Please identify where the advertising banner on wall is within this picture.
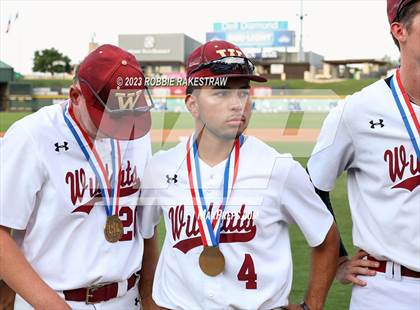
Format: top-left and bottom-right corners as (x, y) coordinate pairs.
(213, 21), (288, 32)
(206, 30), (295, 48)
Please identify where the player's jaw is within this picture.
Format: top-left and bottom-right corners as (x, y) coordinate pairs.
(408, 13), (420, 63)
(69, 84), (108, 140)
(203, 121), (247, 141)
(223, 113), (249, 137)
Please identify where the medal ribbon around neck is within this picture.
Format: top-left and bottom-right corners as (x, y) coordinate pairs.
(186, 133), (244, 247)
(390, 69), (420, 160)
(63, 102), (122, 217)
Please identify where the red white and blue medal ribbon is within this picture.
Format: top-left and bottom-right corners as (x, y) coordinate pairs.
(390, 70), (420, 160)
(186, 133), (243, 247)
(63, 102), (121, 217)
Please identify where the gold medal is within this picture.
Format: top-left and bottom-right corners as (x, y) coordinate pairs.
(104, 215), (123, 243)
(199, 246), (225, 276)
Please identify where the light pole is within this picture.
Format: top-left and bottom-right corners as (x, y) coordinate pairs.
(298, 0), (307, 62)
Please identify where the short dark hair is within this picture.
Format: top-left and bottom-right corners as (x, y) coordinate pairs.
(72, 64), (80, 84)
(392, 1), (420, 49)
(186, 85), (195, 95)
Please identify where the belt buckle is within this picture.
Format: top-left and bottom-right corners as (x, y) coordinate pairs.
(85, 284), (102, 304)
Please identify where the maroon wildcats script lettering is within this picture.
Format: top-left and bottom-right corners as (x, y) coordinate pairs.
(168, 203), (257, 254)
(65, 160), (140, 213)
(384, 145), (420, 192)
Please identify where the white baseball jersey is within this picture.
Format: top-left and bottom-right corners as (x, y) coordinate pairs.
(308, 77), (420, 271)
(139, 135), (333, 309)
(0, 101), (151, 290)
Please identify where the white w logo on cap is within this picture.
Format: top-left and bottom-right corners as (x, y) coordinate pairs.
(115, 90), (143, 110)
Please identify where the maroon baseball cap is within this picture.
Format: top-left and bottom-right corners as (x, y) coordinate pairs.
(77, 44), (152, 140)
(387, 0), (417, 23)
(186, 40), (267, 82)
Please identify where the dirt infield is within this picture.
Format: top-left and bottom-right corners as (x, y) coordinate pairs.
(0, 128), (319, 142)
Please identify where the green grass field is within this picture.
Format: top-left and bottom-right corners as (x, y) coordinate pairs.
(0, 111), (325, 132)
(0, 111), (354, 309)
(0, 112), (31, 132)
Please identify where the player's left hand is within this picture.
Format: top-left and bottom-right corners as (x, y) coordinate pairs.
(336, 250), (380, 286)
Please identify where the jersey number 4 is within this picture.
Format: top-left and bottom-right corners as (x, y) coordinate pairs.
(237, 254), (257, 289)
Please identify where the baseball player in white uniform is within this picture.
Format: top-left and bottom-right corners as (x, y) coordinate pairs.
(0, 45), (158, 309)
(139, 40), (340, 310)
(307, 1), (420, 309)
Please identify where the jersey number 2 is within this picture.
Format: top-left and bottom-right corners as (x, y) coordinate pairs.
(119, 206), (136, 241)
(237, 254), (257, 289)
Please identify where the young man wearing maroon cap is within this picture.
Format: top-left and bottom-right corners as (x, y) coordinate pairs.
(308, 1), (420, 309)
(0, 44), (159, 309)
(139, 40), (339, 310)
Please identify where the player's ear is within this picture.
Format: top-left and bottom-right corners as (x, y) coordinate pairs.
(69, 85), (82, 106)
(390, 22), (407, 45)
(185, 93), (199, 118)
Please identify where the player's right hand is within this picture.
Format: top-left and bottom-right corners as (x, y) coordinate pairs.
(336, 250), (380, 286)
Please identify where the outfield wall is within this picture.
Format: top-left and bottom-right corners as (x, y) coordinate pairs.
(8, 88), (343, 112)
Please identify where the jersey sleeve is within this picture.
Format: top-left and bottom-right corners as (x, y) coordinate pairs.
(280, 161), (334, 247)
(138, 160), (162, 239)
(0, 122), (46, 229)
(307, 100), (356, 191)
